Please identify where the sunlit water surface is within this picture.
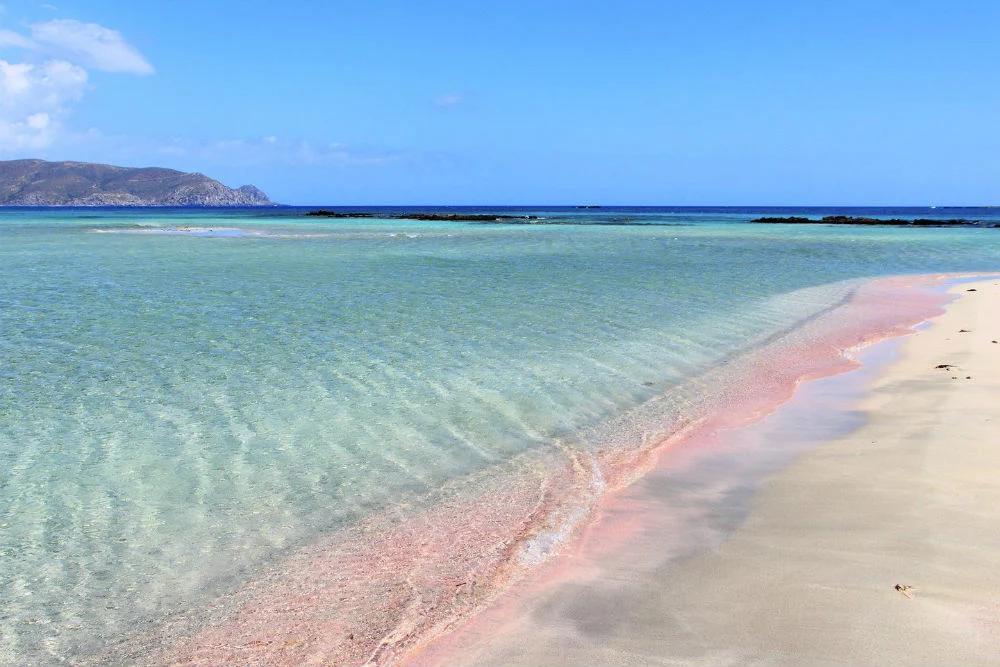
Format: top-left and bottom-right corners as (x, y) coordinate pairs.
(1, 206), (999, 663)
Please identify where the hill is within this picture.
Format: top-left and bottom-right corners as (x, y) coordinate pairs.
(0, 160), (274, 206)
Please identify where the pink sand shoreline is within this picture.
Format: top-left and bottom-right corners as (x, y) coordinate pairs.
(96, 273), (983, 667)
(405, 273), (1000, 667)
(403, 330), (913, 667)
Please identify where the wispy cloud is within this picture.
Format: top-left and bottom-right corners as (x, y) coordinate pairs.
(0, 18), (152, 153)
(24, 19), (154, 75)
(69, 132), (408, 169)
(433, 93), (464, 107)
(0, 28), (33, 48)
(192, 136), (408, 167)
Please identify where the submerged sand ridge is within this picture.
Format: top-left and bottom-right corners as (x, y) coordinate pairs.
(408, 278), (1000, 666)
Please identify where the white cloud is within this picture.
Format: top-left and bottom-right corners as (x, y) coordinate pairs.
(26, 111), (49, 129)
(29, 19), (153, 75)
(0, 18), (151, 154)
(0, 58), (87, 150)
(0, 28), (33, 48)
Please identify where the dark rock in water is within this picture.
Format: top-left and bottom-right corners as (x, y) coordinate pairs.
(305, 210), (540, 222)
(751, 216), (813, 223)
(751, 215), (993, 227)
(0, 159), (274, 206)
(399, 213), (516, 221)
(306, 210), (375, 218)
(821, 216), (906, 225)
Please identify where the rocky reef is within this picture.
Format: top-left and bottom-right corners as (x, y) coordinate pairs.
(0, 160), (274, 206)
(305, 210), (539, 222)
(751, 215), (995, 227)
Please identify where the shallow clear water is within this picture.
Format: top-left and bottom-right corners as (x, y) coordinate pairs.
(1, 207), (999, 664)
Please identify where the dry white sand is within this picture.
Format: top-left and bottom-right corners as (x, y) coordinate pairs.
(411, 278), (1000, 666)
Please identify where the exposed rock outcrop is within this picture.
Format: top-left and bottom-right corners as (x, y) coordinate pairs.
(751, 215), (995, 227)
(305, 210), (539, 221)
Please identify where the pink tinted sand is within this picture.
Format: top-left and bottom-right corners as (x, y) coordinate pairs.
(118, 452), (599, 667)
(406, 275), (1000, 667)
(404, 274), (958, 667)
(111, 274), (963, 667)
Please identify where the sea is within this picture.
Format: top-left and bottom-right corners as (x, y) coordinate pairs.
(1, 206), (999, 665)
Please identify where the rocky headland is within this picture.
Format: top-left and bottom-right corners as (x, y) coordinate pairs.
(0, 159), (273, 206)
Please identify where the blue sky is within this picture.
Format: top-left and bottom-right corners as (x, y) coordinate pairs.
(1, 0), (998, 204)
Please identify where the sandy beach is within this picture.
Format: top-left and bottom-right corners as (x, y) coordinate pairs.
(91, 275), (997, 667)
(406, 277), (1000, 666)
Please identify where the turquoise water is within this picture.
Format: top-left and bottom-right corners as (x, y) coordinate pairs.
(1, 207), (999, 664)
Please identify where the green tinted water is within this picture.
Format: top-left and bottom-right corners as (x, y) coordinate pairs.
(1, 208), (998, 663)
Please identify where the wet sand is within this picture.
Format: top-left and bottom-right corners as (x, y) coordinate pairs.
(406, 277), (1000, 666)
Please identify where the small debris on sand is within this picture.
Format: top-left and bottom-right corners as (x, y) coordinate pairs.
(935, 364), (956, 369)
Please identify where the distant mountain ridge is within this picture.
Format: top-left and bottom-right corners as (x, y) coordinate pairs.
(0, 159), (274, 206)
